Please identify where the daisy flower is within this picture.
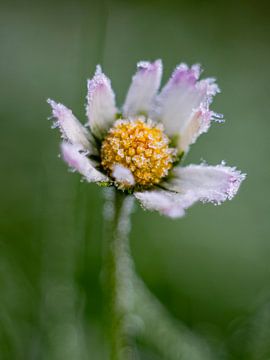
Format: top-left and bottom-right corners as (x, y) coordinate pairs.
(48, 60), (245, 218)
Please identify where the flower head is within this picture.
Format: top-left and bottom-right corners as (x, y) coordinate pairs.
(101, 118), (175, 188)
(48, 60), (245, 218)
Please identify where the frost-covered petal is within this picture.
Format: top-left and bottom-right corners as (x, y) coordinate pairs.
(152, 64), (220, 151)
(123, 60), (162, 117)
(61, 142), (109, 183)
(134, 190), (185, 218)
(48, 99), (94, 151)
(180, 105), (222, 152)
(163, 163), (246, 205)
(112, 164), (135, 186)
(135, 163), (245, 218)
(86, 65), (117, 139)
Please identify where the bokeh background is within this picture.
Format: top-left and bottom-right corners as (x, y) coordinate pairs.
(1, 0), (270, 358)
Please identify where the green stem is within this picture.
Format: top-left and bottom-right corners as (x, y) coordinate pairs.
(102, 188), (213, 360)
(102, 188), (137, 360)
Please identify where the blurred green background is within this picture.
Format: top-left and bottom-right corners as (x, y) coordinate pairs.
(1, 0), (270, 358)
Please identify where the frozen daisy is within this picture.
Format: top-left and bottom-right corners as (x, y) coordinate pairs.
(48, 60), (245, 218)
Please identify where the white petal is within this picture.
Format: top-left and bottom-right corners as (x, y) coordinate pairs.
(86, 65), (117, 139)
(112, 164), (135, 186)
(134, 190), (185, 218)
(152, 64), (220, 151)
(163, 163), (246, 205)
(61, 142), (109, 183)
(123, 60), (162, 117)
(135, 163), (245, 218)
(48, 99), (94, 151)
(180, 105), (222, 152)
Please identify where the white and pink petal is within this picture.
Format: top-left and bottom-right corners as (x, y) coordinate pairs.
(48, 99), (94, 151)
(123, 60), (162, 117)
(135, 163), (245, 218)
(152, 64), (220, 151)
(61, 142), (109, 183)
(86, 65), (117, 139)
(163, 163), (246, 205)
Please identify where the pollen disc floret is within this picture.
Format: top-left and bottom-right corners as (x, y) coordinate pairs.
(101, 119), (175, 187)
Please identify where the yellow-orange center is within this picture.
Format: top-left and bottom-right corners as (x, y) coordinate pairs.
(100, 119), (175, 187)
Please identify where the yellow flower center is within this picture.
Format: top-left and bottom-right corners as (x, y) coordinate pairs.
(100, 119), (175, 187)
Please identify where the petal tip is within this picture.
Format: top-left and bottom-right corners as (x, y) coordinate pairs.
(171, 63), (201, 85)
(87, 66), (113, 96)
(225, 167), (246, 200)
(87, 72), (109, 94)
(137, 59), (163, 74)
(47, 99), (72, 120)
(209, 163), (246, 203)
(47, 98), (54, 106)
(95, 64), (102, 75)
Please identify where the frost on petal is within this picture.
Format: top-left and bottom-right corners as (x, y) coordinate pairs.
(180, 105), (223, 152)
(152, 64), (221, 151)
(123, 60), (162, 117)
(61, 142), (109, 183)
(86, 65), (117, 140)
(163, 163), (246, 206)
(134, 190), (185, 218)
(112, 164), (135, 186)
(48, 99), (96, 152)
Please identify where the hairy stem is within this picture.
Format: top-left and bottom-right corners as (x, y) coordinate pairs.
(102, 188), (213, 360)
(102, 188), (137, 360)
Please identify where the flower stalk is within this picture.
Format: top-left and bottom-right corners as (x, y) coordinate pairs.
(102, 188), (214, 360)
(103, 188), (137, 360)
